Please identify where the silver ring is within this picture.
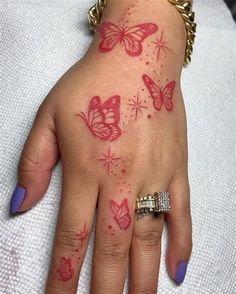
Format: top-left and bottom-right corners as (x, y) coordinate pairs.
(135, 192), (171, 214)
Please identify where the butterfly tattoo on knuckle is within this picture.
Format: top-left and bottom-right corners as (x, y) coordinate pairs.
(142, 74), (176, 111)
(76, 95), (122, 141)
(110, 198), (131, 230)
(98, 22), (158, 57)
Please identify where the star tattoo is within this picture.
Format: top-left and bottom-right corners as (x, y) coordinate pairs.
(152, 30), (171, 63)
(127, 93), (148, 121)
(75, 223), (89, 248)
(97, 146), (122, 174)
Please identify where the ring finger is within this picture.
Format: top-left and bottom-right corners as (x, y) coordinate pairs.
(129, 187), (167, 293)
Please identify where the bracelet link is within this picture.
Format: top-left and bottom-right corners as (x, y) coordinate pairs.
(88, 0), (108, 31)
(87, 0), (197, 65)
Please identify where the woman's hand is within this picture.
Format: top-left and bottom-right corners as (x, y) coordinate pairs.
(10, 0), (192, 292)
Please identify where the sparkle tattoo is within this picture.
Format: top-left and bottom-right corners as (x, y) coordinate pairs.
(98, 22), (158, 57)
(152, 30), (171, 63)
(76, 96), (122, 141)
(97, 146), (122, 174)
(56, 257), (74, 282)
(127, 93), (148, 121)
(110, 198), (131, 230)
(142, 74), (176, 111)
(75, 222), (89, 248)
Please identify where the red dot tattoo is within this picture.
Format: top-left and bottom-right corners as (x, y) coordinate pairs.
(76, 96), (122, 141)
(110, 198), (131, 230)
(98, 22), (158, 57)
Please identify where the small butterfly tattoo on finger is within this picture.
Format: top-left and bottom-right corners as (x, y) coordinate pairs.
(56, 257), (74, 282)
(110, 198), (131, 230)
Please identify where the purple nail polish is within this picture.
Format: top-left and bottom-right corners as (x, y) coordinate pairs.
(175, 262), (188, 285)
(10, 185), (26, 214)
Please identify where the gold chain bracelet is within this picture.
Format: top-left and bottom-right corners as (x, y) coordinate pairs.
(87, 0), (196, 65)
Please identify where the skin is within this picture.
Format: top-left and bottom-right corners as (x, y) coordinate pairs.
(14, 0), (192, 293)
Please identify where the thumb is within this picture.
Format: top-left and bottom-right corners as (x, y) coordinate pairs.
(10, 100), (60, 214)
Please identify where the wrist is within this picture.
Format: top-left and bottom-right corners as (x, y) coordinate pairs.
(84, 0), (188, 80)
(103, 0), (186, 47)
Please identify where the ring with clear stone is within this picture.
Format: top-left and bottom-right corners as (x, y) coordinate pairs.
(135, 192), (171, 214)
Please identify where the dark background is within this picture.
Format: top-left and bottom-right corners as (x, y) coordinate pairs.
(224, 0), (236, 20)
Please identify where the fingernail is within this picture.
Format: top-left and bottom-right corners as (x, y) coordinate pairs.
(175, 262), (188, 285)
(10, 185), (26, 214)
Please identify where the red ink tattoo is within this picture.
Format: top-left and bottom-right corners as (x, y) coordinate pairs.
(76, 96), (122, 141)
(110, 198), (131, 230)
(105, 224), (116, 236)
(142, 74), (175, 111)
(56, 257), (74, 282)
(127, 93), (148, 121)
(75, 223), (89, 248)
(97, 146), (121, 174)
(152, 30), (171, 63)
(98, 22), (158, 57)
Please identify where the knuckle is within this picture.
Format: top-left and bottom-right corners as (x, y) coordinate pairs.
(55, 230), (78, 250)
(78, 152), (95, 168)
(18, 152), (41, 176)
(133, 228), (162, 249)
(46, 282), (77, 294)
(131, 285), (157, 294)
(76, 151), (99, 177)
(151, 146), (164, 166)
(98, 242), (128, 266)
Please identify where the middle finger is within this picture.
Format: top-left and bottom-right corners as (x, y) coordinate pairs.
(91, 185), (135, 294)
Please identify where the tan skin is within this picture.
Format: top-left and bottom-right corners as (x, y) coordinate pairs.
(14, 0), (192, 292)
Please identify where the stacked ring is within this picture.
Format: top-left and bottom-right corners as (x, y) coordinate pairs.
(135, 192), (171, 214)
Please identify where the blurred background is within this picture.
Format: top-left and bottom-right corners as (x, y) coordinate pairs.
(224, 0), (236, 20)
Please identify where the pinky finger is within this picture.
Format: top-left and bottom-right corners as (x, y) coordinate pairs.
(166, 172), (192, 285)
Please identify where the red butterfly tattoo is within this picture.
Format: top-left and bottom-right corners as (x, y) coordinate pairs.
(98, 22), (158, 57)
(77, 96), (122, 141)
(57, 257), (74, 282)
(110, 198), (131, 230)
(142, 74), (176, 111)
